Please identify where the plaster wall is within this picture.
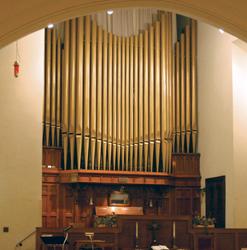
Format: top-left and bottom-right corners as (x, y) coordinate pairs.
(0, 30), (44, 250)
(232, 41), (247, 227)
(197, 22), (236, 227)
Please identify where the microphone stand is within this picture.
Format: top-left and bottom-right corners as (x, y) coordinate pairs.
(62, 225), (73, 250)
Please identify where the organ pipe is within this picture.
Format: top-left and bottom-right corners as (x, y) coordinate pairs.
(155, 21), (161, 172)
(62, 20), (70, 169)
(56, 34), (61, 147)
(125, 37), (130, 171)
(43, 14), (198, 172)
(112, 34), (117, 170)
(138, 33), (144, 171)
(143, 29), (149, 172)
(91, 19), (97, 170)
(51, 28), (56, 146)
(44, 28), (51, 147)
(185, 25), (191, 153)
(108, 32), (113, 170)
(69, 19), (76, 169)
(129, 36), (134, 171)
(75, 17), (84, 170)
(175, 41), (181, 153)
(97, 26), (103, 169)
(84, 15), (91, 170)
(191, 20), (198, 153)
(180, 33), (186, 153)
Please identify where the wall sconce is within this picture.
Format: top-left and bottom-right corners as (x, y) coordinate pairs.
(149, 199), (153, 208)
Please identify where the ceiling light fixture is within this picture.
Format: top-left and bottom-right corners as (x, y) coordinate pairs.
(219, 28), (224, 34)
(47, 23), (54, 29)
(107, 9), (114, 15)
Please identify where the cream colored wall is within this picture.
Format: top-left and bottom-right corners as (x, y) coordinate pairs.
(197, 22), (236, 227)
(0, 30), (44, 249)
(232, 41), (247, 227)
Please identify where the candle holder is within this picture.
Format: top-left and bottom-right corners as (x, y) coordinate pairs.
(134, 237), (141, 250)
(172, 236), (178, 249)
(148, 221), (160, 249)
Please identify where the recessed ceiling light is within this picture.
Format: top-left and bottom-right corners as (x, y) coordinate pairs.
(107, 10), (114, 15)
(219, 28), (224, 34)
(47, 23), (54, 29)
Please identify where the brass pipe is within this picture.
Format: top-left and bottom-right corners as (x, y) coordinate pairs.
(125, 37), (130, 171)
(84, 16), (91, 169)
(134, 34), (139, 170)
(175, 41), (181, 153)
(149, 25), (155, 172)
(102, 30), (108, 170)
(129, 36), (134, 170)
(75, 16), (84, 169)
(185, 25), (191, 153)
(97, 26), (103, 169)
(45, 28), (51, 146)
(169, 13), (174, 172)
(51, 28), (56, 147)
(62, 20), (70, 169)
(161, 14), (167, 172)
(191, 19), (197, 153)
(43, 29), (47, 146)
(138, 33), (143, 171)
(117, 36), (122, 170)
(155, 21), (161, 171)
(56, 34), (61, 147)
(143, 29), (149, 171)
(108, 32), (113, 169)
(149, 25), (155, 142)
(180, 33), (186, 153)
(90, 18), (97, 169)
(112, 34), (117, 170)
(121, 37), (126, 170)
(167, 13), (172, 172)
(69, 19), (76, 169)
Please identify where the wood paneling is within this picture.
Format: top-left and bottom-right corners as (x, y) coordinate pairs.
(42, 147), (62, 168)
(192, 228), (247, 250)
(42, 183), (59, 228)
(174, 187), (200, 216)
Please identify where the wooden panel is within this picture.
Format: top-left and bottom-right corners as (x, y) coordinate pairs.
(42, 147), (62, 168)
(215, 233), (235, 250)
(42, 183), (59, 228)
(174, 187), (200, 216)
(172, 153), (200, 176)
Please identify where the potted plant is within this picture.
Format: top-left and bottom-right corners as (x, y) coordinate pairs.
(94, 214), (117, 228)
(192, 215), (216, 228)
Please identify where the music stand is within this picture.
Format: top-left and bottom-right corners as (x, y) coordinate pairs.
(41, 234), (69, 250)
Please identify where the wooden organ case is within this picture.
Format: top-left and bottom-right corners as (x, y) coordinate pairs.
(39, 10), (205, 250)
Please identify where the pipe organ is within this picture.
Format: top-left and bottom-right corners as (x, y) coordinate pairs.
(43, 13), (198, 172)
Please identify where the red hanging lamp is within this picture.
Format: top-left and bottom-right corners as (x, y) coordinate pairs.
(14, 41), (20, 77)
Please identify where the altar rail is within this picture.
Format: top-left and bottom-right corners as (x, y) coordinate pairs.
(37, 216), (192, 250)
(37, 216), (247, 250)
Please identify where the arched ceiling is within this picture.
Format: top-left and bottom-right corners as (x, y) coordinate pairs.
(0, 0), (247, 48)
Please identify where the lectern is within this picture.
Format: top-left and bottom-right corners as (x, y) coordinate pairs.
(41, 234), (69, 250)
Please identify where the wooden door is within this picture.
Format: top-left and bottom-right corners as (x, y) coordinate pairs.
(206, 176), (225, 228)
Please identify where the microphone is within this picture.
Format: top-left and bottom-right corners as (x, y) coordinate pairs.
(63, 225), (73, 232)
